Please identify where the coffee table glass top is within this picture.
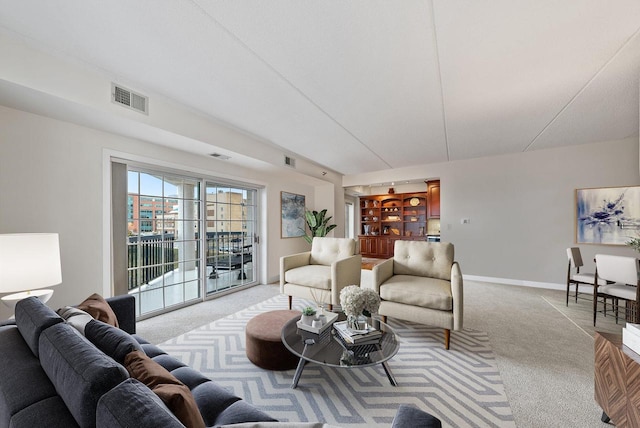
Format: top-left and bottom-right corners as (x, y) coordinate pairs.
(281, 314), (399, 369)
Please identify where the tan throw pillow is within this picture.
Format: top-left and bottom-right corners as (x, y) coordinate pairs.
(124, 350), (205, 428)
(77, 293), (119, 328)
(56, 306), (94, 335)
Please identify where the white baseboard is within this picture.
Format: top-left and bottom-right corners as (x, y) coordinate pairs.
(463, 274), (565, 291)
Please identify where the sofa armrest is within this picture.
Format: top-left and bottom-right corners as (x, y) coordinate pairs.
(330, 254), (362, 305)
(106, 295), (136, 335)
(391, 404), (441, 428)
(371, 258), (394, 293)
(280, 251), (311, 290)
(451, 261), (463, 331)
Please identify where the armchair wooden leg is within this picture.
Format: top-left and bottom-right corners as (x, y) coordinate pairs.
(288, 295), (292, 310)
(327, 304), (333, 311)
(444, 329), (450, 350)
(381, 315), (387, 323)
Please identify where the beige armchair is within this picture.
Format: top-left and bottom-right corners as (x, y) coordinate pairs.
(280, 237), (362, 310)
(372, 240), (463, 350)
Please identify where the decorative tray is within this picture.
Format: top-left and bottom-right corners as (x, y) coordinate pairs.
(296, 311), (339, 334)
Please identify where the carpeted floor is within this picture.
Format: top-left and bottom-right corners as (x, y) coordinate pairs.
(157, 294), (514, 427)
(138, 281), (623, 428)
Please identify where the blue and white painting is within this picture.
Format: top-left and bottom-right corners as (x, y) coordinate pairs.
(576, 186), (640, 245)
(281, 191), (306, 238)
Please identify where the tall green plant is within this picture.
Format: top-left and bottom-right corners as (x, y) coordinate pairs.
(302, 209), (337, 244)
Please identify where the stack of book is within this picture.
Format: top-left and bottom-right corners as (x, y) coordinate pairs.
(333, 321), (382, 346)
(623, 322), (640, 355)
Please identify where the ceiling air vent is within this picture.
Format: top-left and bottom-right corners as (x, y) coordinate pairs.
(209, 153), (231, 160)
(284, 156), (296, 168)
(111, 83), (148, 114)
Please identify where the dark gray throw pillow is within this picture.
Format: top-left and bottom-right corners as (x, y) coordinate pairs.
(39, 323), (129, 428)
(85, 319), (144, 365)
(96, 379), (184, 428)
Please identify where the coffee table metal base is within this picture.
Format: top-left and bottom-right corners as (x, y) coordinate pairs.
(290, 339), (397, 389)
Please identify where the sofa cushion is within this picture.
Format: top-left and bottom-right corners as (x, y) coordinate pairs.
(391, 404), (442, 428)
(85, 319), (144, 364)
(39, 322), (129, 428)
(380, 275), (452, 310)
(10, 396), (80, 428)
(57, 306), (94, 335)
(310, 237), (356, 265)
(393, 241), (453, 280)
(124, 350), (205, 428)
(284, 265), (332, 289)
(15, 296), (63, 357)
(77, 293), (119, 328)
(105, 294), (137, 335)
(0, 326), (65, 427)
(213, 400), (278, 426)
(217, 424), (337, 428)
(96, 379), (184, 428)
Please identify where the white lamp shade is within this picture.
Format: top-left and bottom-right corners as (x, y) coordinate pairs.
(0, 233), (62, 294)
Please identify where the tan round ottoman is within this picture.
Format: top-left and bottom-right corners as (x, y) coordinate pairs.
(245, 310), (300, 370)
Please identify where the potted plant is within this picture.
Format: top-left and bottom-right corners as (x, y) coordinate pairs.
(301, 306), (317, 325)
(627, 233), (640, 253)
(301, 209), (337, 244)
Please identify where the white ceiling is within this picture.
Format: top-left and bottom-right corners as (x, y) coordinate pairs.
(0, 1), (639, 176)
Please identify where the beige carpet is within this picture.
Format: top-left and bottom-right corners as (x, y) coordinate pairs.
(138, 281), (622, 427)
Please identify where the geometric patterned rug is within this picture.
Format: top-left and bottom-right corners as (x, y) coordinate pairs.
(159, 295), (515, 427)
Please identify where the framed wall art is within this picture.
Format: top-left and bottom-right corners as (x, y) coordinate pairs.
(281, 191), (306, 238)
(575, 185), (640, 245)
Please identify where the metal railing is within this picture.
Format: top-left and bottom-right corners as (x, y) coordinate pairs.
(127, 232), (251, 290)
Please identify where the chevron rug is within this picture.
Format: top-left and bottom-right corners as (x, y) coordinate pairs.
(159, 295), (514, 428)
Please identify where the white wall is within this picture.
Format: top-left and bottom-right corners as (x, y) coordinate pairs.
(0, 106), (339, 319)
(344, 137), (640, 288)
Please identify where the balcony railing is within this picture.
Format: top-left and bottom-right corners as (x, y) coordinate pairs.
(127, 232), (251, 290)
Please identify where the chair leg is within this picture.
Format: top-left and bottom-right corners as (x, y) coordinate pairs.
(593, 294), (598, 326)
(575, 283), (579, 303)
(327, 304), (333, 311)
(288, 295), (292, 310)
(566, 281), (570, 306)
(444, 329), (450, 350)
(381, 315), (387, 323)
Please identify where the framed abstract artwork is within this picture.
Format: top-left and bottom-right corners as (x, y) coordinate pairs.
(575, 185), (640, 245)
(281, 191), (306, 238)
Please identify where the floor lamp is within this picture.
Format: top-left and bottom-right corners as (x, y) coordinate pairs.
(0, 233), (62, 310)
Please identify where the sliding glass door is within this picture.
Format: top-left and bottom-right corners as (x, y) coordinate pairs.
(123, 165), (260, 318)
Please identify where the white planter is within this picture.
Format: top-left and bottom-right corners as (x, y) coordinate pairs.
(300, 314), (314, 325)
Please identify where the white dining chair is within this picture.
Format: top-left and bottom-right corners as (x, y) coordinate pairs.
(593, 254), (640, 326)
(566, 247), (608, 306)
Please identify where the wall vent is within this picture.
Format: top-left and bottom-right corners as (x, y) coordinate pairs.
(284, 156), (296, 168)
(209, 153), (231, 160)
(111, 83), (148, 114)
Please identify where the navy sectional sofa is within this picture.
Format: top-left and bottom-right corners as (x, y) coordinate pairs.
(0, 294), (441, 428)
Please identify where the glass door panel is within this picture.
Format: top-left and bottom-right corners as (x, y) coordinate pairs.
(204, 183), (257, 295)
(127, 170), (202, 317)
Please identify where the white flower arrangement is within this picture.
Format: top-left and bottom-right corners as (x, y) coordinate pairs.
(339, 285), (380, 317)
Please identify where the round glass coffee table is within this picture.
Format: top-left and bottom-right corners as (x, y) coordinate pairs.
(281, 314), (400, 389)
